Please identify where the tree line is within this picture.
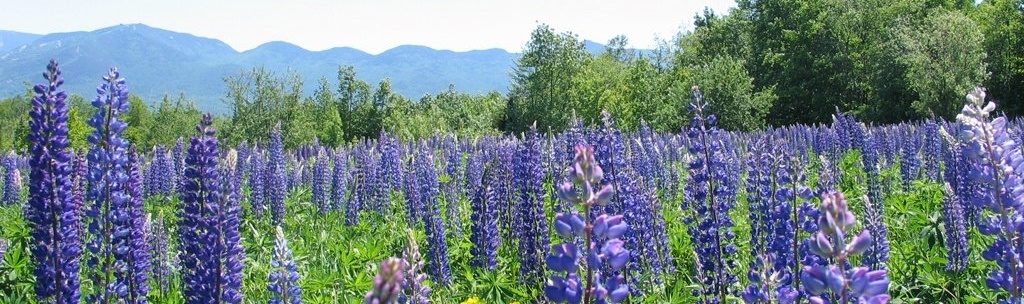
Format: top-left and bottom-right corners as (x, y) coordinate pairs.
(0, 0), (1019, 150)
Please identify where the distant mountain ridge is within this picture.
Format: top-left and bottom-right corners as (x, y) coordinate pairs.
(0, 24), (538, 113)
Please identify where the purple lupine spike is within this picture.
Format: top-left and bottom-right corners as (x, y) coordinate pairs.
(401, 229), (431, 304)
(683, 87), (739, 304)
(441, 135), (463, 237)
(268, 122), (287, 226)
(518, 125), (549, 287)
(148, 212), (171, 298)
(269, 226), (303, 304)
(470, 152), (500, 270)
(172, 137), (184, 194)
(861, 131), (890, 271)
(0, 238), (7, 262)
(178, 114), (243, 303)
(417, 149), (452, 286)
(83, 68), (136, 303)
(346, 148), (369, 226)
(331, 149), (348, 213)
(404, 153), (423, 227)
(2, 152), (21, 205)
(126, 145), (151, 303)
(312, 149), (331, 214)
(899, 132), (922, 191)
(365, 257), (405, 304)
(800, 191), (890, 304)
(941, 144), (970, 272)
(545, 145), (630, 304)
(220, 149), (245, 304)
(249, 148), (266, 218)
(26, 59), (82, 303)
(378, 130), (403, 194)
(953, 87), (1024, 300)
(922, 121), (942, 181)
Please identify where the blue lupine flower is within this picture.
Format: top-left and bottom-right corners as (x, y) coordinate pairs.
(518, 125), (549, 286)
(417, 149), (452, 286)
(378, 131), (403, 194)
(469, 152), (500, 270)
(148, 213), (172, 298)
(953, 87), (1024, 300)
(922, 121), (942, 181)
(178, 114), (244, 304)
(269, 226), (303, 304)
(365, 258), (404, 304)
(83, 68), (137, 303)
(332, 150), (348, 213)
(125, 146), (152, 303)
(268, 122), (287, 226)
(900, 133), (922, 191)
(249, 148), (266, 218)
(2, 153), (20, 205)
(683, 86), (738, 304)
(545, 145), (629, 304)
(442, 135), (463, 237)
(401, 229), (431, 304)
(861, 131), (890, 271)
(312, 149), (331, 214)
(941, 144), (970, 272)
(801, 191), (890, 304)
(173, 137), (185, 194)
(26, 59), (82, 304)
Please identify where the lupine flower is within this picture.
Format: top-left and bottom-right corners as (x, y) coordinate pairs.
(331, 150), (348, 212)
(173, 137), (185, 194)
(312, 149), (331, 214)
(404, 154), (423, 227)
(518, 125), (549, 286)
(124, 146), (152, 303)
(801, 191), (890, 304)
(922, 121), (942, 181)
(268, 122), (287, 226)
(347, 148), (370, 226)
(861, 132), (890, 271)
(470, 153), (500, 270)
(26, 60), (82, 303)
(545, 145), (629, 304)
(250, 149), (266, 218)
(417, 149), (452, 286)
(378, 131), (403, 193)
(178, 114), (244, 304)
(2, 153), (21, 205)
(365, 257), (405, 304)
(148, 213), (172, 298)
(0, 238), (7, 262)
(401, 228), (431, 304)
(953, 87), (1024, 300)
(84, 67), (140, 303)
(269, 226), (303, 304)
(683, 86), (738, 304)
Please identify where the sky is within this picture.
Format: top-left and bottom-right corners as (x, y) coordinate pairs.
(1, 0), (736, 54)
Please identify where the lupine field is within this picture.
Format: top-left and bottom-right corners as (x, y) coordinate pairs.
(2, 60), (1024, 304)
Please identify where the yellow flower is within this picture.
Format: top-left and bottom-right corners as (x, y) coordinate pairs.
(461, 297), (481, 304)
(510, 302), (521, 304)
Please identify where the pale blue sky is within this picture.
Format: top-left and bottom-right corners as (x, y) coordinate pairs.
(0, 0), (736, 54)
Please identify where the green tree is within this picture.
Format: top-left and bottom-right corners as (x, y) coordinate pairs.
(122, 94), (154, 148)
(973, 0), (1024, 116)
(891, 9), (987, 119)
(506, 24), (592, 133)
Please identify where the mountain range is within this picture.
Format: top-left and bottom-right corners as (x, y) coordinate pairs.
(0, 24), (612, 113)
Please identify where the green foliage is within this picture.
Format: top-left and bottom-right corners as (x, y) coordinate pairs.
(683, 56), (775, 131)
(891, 9), (987, 119)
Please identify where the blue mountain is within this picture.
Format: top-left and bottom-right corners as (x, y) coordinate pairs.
(0, 24), (619, 114)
